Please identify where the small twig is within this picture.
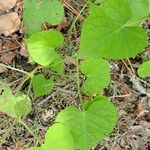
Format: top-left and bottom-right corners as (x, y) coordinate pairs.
(0, 63), (30, 76)
(127, 59), (135, 76)
(37, 91), (58, 106)
(60, 0), (84, 20)
(130, 76), (150, 98)
(121, 60), (133, 76)
(110, 94), (131, 99)
(76, 59), (83, 107)
(68, 2), (87, 37)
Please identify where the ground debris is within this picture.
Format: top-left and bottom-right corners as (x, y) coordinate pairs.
(0, 12), (21, 36)
(0, 0), (17, 13)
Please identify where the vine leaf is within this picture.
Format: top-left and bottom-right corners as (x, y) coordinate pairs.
(79, 0), (148, 59)
(80, 58), (110, 95)
(127, 0), (149, 25)
(32, 74), (53, 97)
(23, 0), (64, 35)
(0, 83), (31, 118)
(27, 123), (74, 150)
(56, 96), (117, 150)
(137, 60), (150, 78)
(26, 30), (64, 68)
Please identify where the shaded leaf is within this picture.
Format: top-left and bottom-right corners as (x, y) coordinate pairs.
(56, 96), (117, 150)
(32, 74), (53, 97)
(23, 0), (64, 35)
(80, 58), (110, 94)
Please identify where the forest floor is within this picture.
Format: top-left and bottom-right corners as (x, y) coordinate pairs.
(0, 0), (150, 150)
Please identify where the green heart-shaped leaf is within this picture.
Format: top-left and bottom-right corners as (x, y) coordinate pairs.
(137, 60), (150, 78)
(79, 0), (148, 59)
(27, 123), (74, 150)
(32, 74), (53, 97)
(26, 30), (64, 67)
(0, 83), (31, 118)
(80, 58), (110, 95)
(56, 96), (117, 150)
(23, 0), (64, 35)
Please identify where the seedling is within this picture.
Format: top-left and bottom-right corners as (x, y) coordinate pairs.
(0, 0), (149, 150)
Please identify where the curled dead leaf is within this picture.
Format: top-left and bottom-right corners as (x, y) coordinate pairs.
(20, 41), (29, 58)
(1, 51), (15, 64)
(0, 12), (21, 36)
(0, 0), (17, 13)
(0, 66), (8, 73)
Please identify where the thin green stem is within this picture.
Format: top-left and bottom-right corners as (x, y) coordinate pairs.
(15, 75), (31, 95)
(68, 2), (87, 38)
(19, 119), (42, 145)
(15, 66), (40, 95)
(0, 63), (30, 75)
(76, 59), (84, 107)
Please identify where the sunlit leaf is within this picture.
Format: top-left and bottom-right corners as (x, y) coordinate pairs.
(26, 30), (64, 67)
(79, 0), (148, 59)
(56, 96), (117, 150)
(0, 83), (31, 118)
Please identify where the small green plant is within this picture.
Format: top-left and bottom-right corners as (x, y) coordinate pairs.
(0, 0), (149, 149)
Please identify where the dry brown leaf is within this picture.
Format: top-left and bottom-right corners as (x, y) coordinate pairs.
(20, 41), (29, 58)
(0, 42), (2, 52)
(0, 12), (21, 36)
(15, 141), (26, 150)
(0, 66), (7, 73)
(134, 97), (150, 121)
(1, 51), (15, 64)
(0, 0), (17, 13)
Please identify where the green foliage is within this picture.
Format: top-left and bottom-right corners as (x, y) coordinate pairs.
(23, 0), (64, 35)
(27, 123), (74, 150)
(137, 60), (150, 78)
(2, 0), (149, 149)
(0, 83), (31, 119)
(32, 74), (53, 97)
(80, 58), (110, 94)
(56, 96), (117, 150)
(127, 0), (149, 24)
(26, 30), (64, 69)
(79, 0), (148, 59)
